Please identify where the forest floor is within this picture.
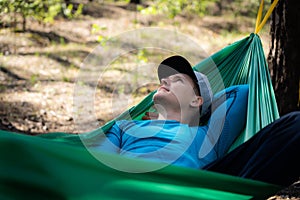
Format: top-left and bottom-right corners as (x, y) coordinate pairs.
(0, 1), (298, 199)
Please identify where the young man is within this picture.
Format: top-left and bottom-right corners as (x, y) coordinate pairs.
(96, 55), (225, 169)
(96, 55), (300, 187)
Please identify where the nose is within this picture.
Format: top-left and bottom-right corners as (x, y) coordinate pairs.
(161, 77), (169, 86)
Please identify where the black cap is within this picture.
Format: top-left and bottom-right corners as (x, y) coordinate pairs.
(158, 55), (199, 93)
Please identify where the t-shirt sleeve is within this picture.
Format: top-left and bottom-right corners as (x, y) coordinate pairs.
(94, 122), (122, 154)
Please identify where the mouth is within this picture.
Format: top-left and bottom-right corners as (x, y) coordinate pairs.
(158, 86), (170, 92)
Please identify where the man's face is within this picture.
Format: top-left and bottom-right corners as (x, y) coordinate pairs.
(153, 73), (199, 111)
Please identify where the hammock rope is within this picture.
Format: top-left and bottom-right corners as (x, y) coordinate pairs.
(255, 0), (280, 34)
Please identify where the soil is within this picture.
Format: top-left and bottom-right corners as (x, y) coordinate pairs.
(0, 2), (298, 199)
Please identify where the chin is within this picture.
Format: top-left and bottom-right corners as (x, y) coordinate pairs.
(153, 92), (165, 104)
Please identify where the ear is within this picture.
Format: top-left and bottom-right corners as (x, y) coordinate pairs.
(190, 96), (203, 108)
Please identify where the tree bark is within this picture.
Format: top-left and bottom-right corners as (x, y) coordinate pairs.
(268, 0), (300, 115)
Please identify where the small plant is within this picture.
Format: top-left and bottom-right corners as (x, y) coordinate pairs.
(30, 74), (38, 85)
(60, 37), (66, 46)
(62, 76), (71, 82)
(62, 3), (84, 19)
(90, 24), (108, 45)
(0, 84), (6, 92)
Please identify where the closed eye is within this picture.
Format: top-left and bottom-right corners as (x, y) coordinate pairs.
(171, 77), (184, 83)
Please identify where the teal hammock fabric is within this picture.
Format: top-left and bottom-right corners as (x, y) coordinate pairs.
(0, 33), (282, 199)
(194, 33), (280, 150)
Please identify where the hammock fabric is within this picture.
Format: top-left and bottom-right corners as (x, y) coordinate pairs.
(0, 129), (281, 200)
(0, 33), (282, 200)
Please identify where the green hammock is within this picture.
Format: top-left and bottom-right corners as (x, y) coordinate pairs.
(0, 1), (284, 198)
(0, 32), (282, 200)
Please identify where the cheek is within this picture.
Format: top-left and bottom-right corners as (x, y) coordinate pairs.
(174, 86), (195, 98)
(175, 87), (197, 105)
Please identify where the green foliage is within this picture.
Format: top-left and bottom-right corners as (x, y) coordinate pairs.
(0, 0), (61, 23)
(136, 49), (148, 63)
(91, 24), (107, 34)
(62, 76), (71, 82)
(34, 0), (62, 23)
(137, 0), (270, 19)
(235, 0), (270, 18)
(104, 0), (130, 3)
(138, 0), (218, 18)
(61, 2), (84, 19)
(0, 0), (84, 30)
(60, 37), (66, 45)
(30, 74), (39, 85)
(90, 23), (109, 45)
(0, 84), (6, 92)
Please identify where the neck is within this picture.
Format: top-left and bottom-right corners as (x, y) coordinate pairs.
(156, 109), (196, 125)
(154, 104), (199, 126)
(154, 103), (181, 122)
(157, 113), (198, 126)
(157, 112), (181, 122)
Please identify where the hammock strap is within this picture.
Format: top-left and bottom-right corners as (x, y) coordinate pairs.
(255, 0), (280, 34)
(255, 0), (264, 33)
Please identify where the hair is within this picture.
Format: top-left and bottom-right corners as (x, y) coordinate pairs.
(199, 106), (211, 125)
(191, 79), (211, 125)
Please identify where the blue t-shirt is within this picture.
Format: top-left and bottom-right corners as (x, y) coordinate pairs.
(95, 85), (248, 169)
(96, 120), (216, 168)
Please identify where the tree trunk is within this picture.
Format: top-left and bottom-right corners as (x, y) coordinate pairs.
(268, 0), (300, 115)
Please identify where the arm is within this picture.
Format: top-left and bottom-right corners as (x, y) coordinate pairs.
(206, 85), (249, 158)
